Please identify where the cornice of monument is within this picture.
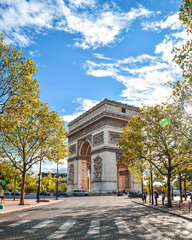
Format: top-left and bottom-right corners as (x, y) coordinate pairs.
(68, 98), (140, 137)
(68, 98), (139, 127)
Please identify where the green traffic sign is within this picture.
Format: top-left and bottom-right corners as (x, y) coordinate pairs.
(164, 184), (167, 188)
(2, 180), (6, 186)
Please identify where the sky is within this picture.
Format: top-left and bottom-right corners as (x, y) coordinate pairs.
(0, 0), (188, 173)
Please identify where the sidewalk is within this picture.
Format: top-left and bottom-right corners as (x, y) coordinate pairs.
(0, 198), (63, 215)
(133, 198), (192, 221)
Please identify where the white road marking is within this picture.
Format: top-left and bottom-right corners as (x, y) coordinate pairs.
(0, 229), (4, 232)
(47, 219), (77, 239)
(24, 220), (53, 233)
(140, 219), (170, 240)
(87, 220), (100, 235)
(8, 220), (30, 227)
(115, 220), (131, 234)
(185, 222), (192, 239)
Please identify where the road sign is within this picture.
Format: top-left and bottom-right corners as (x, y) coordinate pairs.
(164, 184), (167, 188)
(2, 180), (6, 186)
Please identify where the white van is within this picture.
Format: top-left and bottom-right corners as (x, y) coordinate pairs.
(73, 189), (88, 196)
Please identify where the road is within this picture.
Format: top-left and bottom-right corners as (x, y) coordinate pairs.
(0, 196), (191, 240)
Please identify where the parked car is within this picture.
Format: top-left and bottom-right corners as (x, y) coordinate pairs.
(5, 190), (10, 195)
(172, 190), (180, 196)
(53, 191), (68, 197)
(117, 191), (123, 196)
(40, 191), (50, 196)
(128, 192), (142, 198)
(186, 191), (191, 196)
(11, 190), (21, 196)
(73, 189), (88, 196)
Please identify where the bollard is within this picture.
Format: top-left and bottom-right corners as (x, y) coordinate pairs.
(0, 205), (4, 209)
(189, 201), (191, 213)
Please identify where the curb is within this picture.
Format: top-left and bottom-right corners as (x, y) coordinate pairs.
(133, 201), (192, 221)
(0, 199), (64, 216)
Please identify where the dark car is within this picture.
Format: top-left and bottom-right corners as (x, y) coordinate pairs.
(53, 191), (68, 197)
(11, 190), (21, 196)
(117, 192), (123, 196)
(128, 192), (142, 198)
(40, 191), (50, 196)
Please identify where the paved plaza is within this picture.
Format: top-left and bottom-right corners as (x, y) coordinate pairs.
(0, 196), (192, 240)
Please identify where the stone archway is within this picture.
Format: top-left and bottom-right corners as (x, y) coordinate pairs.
(79, 141), (91, 192)
(67, 99), (142, 194)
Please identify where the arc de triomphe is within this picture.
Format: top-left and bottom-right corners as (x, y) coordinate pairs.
(67, 99), (142, 194)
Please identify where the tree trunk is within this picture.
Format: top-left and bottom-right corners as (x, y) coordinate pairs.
(184, 178), (187, 201)
(171, 185), (174, 201)
(20, 165), (26, 205)
(150, 166), (154, 205)
(179, 173), (183, 203)
(167, 171), (172, 207)
(13, 175), (16, 201)
(149, 179), (151, 203)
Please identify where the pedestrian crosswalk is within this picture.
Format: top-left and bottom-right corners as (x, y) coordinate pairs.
(47, 220), (77, 239)
(0, 218), (191, 239)
(24, 220), (54, 233)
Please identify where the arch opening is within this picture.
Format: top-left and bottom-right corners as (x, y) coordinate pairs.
(79, 141), (91, 192)
(117, 159), (131, 193)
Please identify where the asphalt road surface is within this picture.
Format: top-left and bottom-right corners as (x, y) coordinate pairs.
(0, 196), (191, 240)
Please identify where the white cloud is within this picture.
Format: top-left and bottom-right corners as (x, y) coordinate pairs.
(68, 0), (96, 8)
(29, 50), (39, 57)
(93, 53), (112, 60)
(32, 160), (68, 174)
(62, 98), (99, 123)
(0, 1), (153, 48)
(142, 13), (183, 31)
(84, 29), (186, 106)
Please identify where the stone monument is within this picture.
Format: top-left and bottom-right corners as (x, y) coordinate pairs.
(67, 99), (142, 194)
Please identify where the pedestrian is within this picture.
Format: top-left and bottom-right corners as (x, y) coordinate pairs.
(142, 192), (147, 203)
(162, 191), (165, 206)
(154, 191), (158, 206)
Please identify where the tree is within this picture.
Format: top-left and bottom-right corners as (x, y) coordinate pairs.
(0, 81), (69, 205)
(118, 104), (191, 207)
(0, 34), (36, 111)
(25, 172), (38, 194)
(0, 161), (21, 191)
(1, 101), (69, 205)
(170, 0), (192, 142)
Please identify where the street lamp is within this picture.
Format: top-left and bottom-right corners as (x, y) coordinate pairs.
(37, 159), (42, 203)
(55, 162), (59, 200)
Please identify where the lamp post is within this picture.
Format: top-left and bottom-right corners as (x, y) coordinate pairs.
(55, 161), (59, 200)
(37, 159), (42, 203)
(150, 164), (154, 205)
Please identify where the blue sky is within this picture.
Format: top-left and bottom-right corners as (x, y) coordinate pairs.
(1, 0), (188, 173)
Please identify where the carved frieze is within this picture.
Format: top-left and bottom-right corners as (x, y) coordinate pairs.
(93, 155), (102, 181)
(109, 131), (121, 144)
(68, 117), (126, 143)
(93, 132), (104, 146)
(69, 144), (76, 155)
